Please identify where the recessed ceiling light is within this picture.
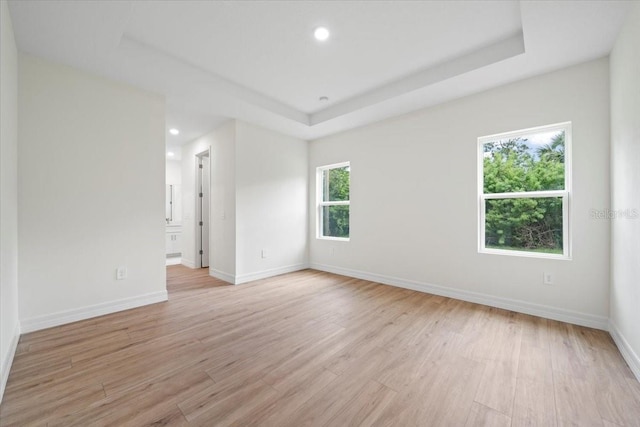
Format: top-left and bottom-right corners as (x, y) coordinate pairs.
(169, 128), (180, 135)
(314, 27), (330, 41)
(167, 152), (174, 157)
(319, 96), (329, 102)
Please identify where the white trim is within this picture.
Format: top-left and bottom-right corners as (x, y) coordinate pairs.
(0, 321), (20, 404)
(310, 263), (608, 330)
(609, 320), (640, 382)
(483, 190), (567, 200)
(319, 200), (350, 206)
(316, 161), (350, 172)
(317, 236), (350, 242)
(478, 121), (573, 143)
(480, 247), (572, 261)
(209, 268), (236, 284)
(235, 263), (309, 285)
(20, 291), (168, 334)
(181, 258), (197, 269)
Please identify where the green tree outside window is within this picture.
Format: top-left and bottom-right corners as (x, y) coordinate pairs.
(481, 126), (569, 256)
(319, 164), (350, 239)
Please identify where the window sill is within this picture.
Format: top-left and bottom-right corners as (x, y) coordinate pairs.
(317, 236), (350, 242)
(479, 248), (571, 261)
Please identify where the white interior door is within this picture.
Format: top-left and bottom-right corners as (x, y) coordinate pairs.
(197, 152), (210, 268)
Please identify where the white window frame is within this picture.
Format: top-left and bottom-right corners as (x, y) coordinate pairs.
(317, 161), (350, 241)
(478, 122), (572, 260)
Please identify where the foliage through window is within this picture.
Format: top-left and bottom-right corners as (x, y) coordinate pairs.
(479, 123), (571, 258)
(318, 162), (350, 239)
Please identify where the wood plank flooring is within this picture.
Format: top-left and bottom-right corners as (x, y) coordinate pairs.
(1, 266), (639, 426)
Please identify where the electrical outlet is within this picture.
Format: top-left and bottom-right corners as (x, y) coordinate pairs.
(116, 266), (127, 280)
(261, 249), (267, 259)
(543, 272), (554, 285)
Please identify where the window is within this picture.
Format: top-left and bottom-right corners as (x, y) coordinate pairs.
(478, 122), (571, 259)
(317, 162), (350, 240)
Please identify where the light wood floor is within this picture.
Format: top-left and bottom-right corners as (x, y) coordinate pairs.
(1, 266), (639, 426)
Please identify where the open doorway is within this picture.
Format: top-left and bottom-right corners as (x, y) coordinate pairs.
(196, 150), (210, 268)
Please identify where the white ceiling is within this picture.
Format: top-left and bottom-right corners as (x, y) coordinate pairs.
(7, 1), (633, 144)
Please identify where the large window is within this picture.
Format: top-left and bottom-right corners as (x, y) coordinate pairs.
(478, 123), (571, 259)
(317, 162), (350, 240)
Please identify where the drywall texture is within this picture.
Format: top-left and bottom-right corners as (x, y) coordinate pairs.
(235, 120), (308, 281)
(310, 58), (611, 325)
(610, 3), (640, 375)
(0, 0), (20, 402)
(18, 54), (167, 324)
(181, 121), (236, 275)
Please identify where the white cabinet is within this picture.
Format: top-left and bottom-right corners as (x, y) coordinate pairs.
(166, 225), (182, 256)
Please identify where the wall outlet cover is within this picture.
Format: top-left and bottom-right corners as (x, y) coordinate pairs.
(116, 267), (127, 280)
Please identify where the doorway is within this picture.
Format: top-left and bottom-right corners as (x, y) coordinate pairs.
(196, 150), (210, 268)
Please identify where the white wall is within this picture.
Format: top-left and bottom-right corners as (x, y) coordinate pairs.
(310, 58), (611, 329)
(609, 3), (640, 380)
(18, 54), (167, 331)
(180, 120), (308, 283)
(166, 159), (182, 186)
(235, 120), (308, 283)
(209, 122), (237, 278)
(0, 0), (20, 403)
(181, 121), (236, 275)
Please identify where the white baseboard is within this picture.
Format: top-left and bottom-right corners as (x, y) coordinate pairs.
(181, 258), (196, 269)
(0, 321), (20, 405)
(20, 291), (168, 334)
(210, 268), (235, 284)
(209, 264), (310, 285)
(310, 263), (609, 331)
(609, 320), (640, 382)
(235, 263), (309, 285)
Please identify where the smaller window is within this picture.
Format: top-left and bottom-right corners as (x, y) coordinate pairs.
(317, 162), (350, 240)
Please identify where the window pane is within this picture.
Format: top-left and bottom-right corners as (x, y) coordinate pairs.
(483, 130), (565, 194)
(485, 197), (563, 254)
(323, 167), (350, 202)
(322, 205), (349, 238)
